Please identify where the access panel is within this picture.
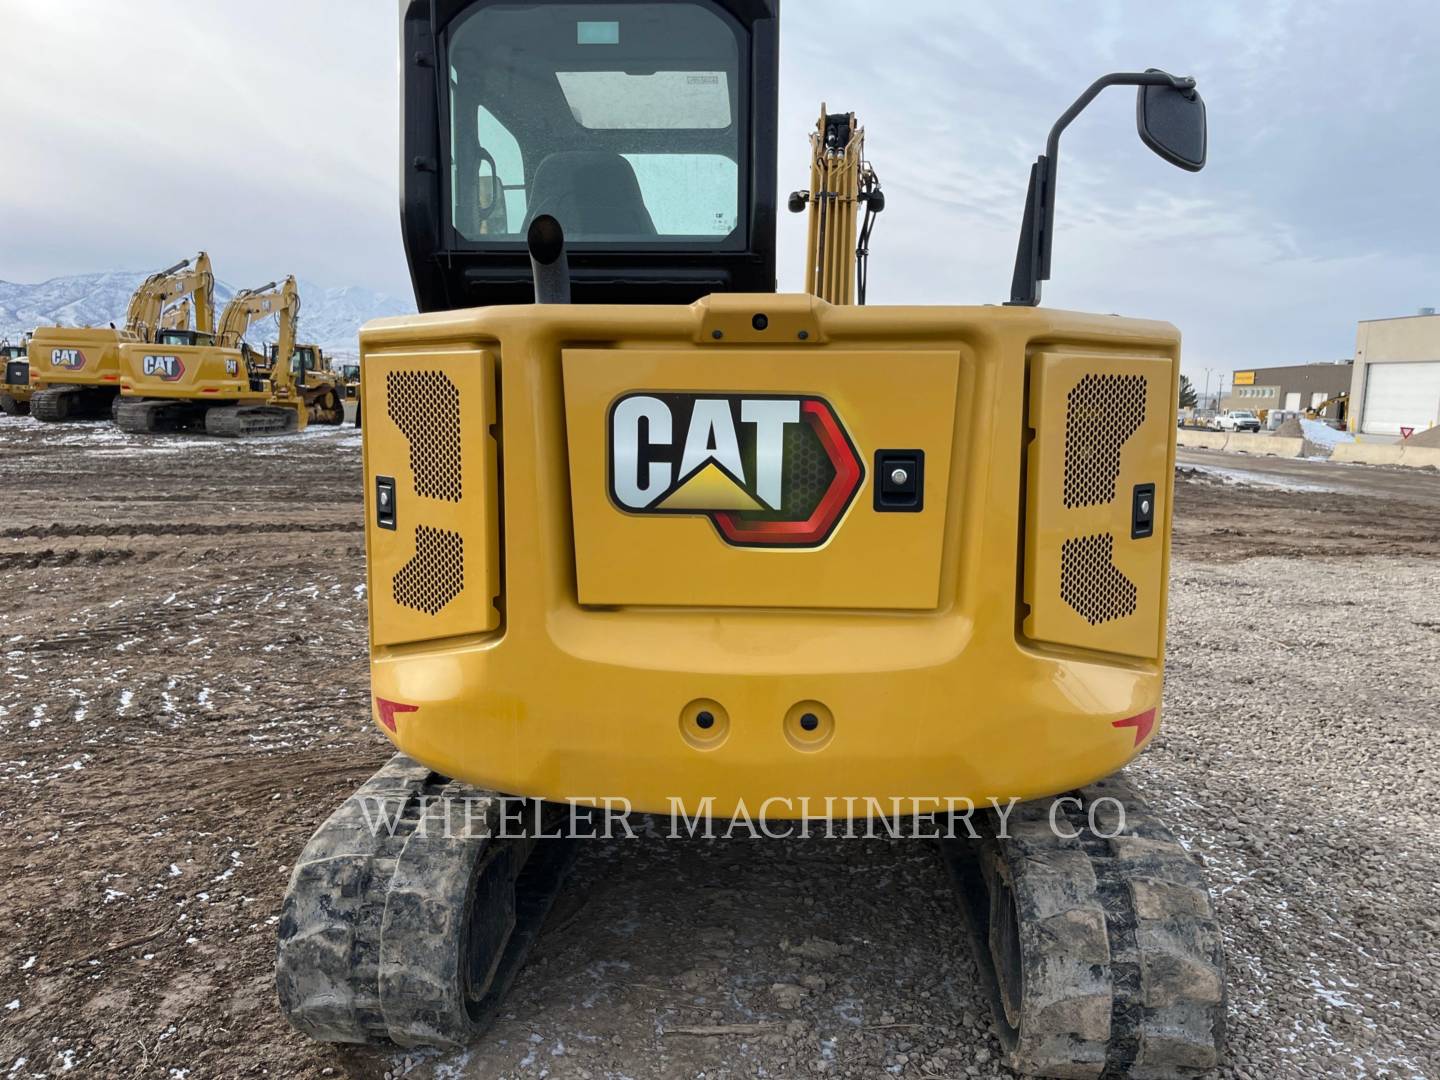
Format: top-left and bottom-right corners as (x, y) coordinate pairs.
(563, 347), (961, 609)
(362, 349), (501, 646)
(1024, 351), (1175, 658)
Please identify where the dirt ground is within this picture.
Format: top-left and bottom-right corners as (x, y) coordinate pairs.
(2, 417), (1438, 1079)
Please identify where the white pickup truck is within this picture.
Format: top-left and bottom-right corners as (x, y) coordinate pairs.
(1214, 409), (1262, 433)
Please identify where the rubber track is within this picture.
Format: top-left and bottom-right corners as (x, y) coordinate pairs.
(205, 405), (298, 437)
(31, 388), (75, 423)
(115, 398), (212, 434)
(113, 400), (163, 434)
(32, 386), (116, 422)
(942, 772), (1225, 1079)
(275, 753), (577, 1047)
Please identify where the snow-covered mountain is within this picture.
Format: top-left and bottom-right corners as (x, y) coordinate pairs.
(0, 271), (416, 359)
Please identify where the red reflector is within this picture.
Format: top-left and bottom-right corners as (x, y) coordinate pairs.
(375, 697), (418, 733)
(101, 374), (119, 381)
(1112, 708), (1156, 747)
(202, 388), (219, 393)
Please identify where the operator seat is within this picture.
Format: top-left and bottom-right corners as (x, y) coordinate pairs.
(524, 151), (656, 238)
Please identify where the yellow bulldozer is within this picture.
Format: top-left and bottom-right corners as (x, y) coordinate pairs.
(271, 340), (348, 411)
(27, 253), (214, 422)
(114, 275), (345, 436)
(1, 337), (33, 416)
(276, 5), (1220, 1077)
(336, 360), (361, 399)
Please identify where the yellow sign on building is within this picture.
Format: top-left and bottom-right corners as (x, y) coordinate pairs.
(1233, 371), (1255, 385)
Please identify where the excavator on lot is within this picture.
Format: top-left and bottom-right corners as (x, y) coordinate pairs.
(114, 275), (345, 436)
(27, 252), (214, 422)
(1, 337), (33, 416)
(277, 4), (1222, 1077)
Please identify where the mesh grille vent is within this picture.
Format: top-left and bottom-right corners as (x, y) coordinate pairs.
(386, 370), (462, 501)
(1060, 533), (1137, 625)
(393, 525), (464, 615)
(1063, 374), (1146, 508)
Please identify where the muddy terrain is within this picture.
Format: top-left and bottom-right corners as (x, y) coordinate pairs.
(1, 417), (1437, 1079)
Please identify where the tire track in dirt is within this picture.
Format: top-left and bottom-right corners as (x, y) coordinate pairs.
(4, 521), (362, 540)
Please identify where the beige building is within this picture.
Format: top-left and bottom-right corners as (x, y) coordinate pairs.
(1350, 312), (1440, 436)
(1221, 361), (1352, 418)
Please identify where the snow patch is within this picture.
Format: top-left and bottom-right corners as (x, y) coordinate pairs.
(1181, 462), (1344, 495)
(1300, 417), (1354, 448)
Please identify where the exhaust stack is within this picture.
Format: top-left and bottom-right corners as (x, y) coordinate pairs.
(527, 215), (570, 304)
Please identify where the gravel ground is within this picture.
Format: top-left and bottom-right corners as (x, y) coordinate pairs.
(1, 417), (1437, 1080)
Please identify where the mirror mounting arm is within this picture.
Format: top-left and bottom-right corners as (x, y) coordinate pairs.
(1007, 70), (1197, 307)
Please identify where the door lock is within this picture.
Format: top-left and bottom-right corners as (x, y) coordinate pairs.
(376, 476), (397, 530)
(1131, 483), (1155, 539)
(874, 450), (925, 512)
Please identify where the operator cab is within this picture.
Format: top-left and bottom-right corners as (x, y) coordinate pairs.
(268, 344), (319, 377)
(400, 0), (778, 310)
(155, 328), (215, 347)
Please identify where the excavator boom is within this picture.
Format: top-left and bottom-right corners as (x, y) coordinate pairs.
(160, 298), (192, 332)
(122, 252), (215, 339)
(214, 276), (299, 394)
(793, 107), (883, 305)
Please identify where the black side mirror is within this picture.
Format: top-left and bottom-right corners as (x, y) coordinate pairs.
(1137, 75), (1206, 172)
(1008, 69), (1206, 307)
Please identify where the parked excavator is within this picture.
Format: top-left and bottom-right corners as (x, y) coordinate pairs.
(27, 252), (214, 422)
(277, 5), (1222, 1077)
(115, 275), (344, 436)
(1, 337), (33, 416)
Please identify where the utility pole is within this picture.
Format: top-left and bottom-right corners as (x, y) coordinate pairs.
(1202, 367), (1215, 410)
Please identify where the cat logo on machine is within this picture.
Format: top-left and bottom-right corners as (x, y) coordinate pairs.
(608, 392), (864, 547)
(51, 348), (87, 370)
(225, 358), (239, 377)
(141, 354), (185, 381)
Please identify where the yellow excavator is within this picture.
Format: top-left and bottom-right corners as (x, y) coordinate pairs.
(1306, 392), (1349, 424)
(27, 253), (214, 422)
(114, 275), (345, 436)
(277, 5), (1220, 1077)
(1, 336), (33, 416)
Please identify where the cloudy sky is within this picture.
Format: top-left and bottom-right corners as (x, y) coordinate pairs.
(3, 0), (1438, 387)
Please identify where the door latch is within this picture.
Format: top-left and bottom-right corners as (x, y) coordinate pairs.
(1131, 483), (1155, 539)
(376, 476), (397, 530)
